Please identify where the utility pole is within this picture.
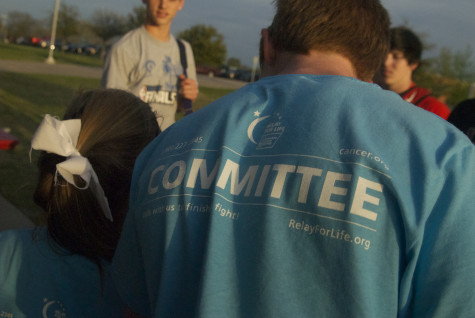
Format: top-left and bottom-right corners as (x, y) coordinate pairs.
(251, 56), (259, 82)
(45, 0), (60, 64)
(0, 14), (7, 44)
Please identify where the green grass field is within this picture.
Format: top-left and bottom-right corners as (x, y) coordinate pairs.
(0, 72), (101, 223)
(0, 43), (235, 223)
(0, 42), (104, 67)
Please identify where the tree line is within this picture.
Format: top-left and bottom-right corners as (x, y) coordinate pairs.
(1, 5), (473, 106)
(0, 4), (231, 67)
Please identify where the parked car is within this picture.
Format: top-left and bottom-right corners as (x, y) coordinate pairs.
(235, 69), (260, 82)
(31, 37), (63, 50)
(15, 37), (31, 45)
(31, 37), (49, 48)
(196, 65), (221, 77)
(65, 43), (83, 54)
(65, 43), (101, 55)
(219, 66), (238, 79)
(84, 44), (101, 56)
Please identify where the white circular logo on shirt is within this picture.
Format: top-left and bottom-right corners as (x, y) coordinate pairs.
(42, 298), (67, 318)
(248, 110), (286, 149)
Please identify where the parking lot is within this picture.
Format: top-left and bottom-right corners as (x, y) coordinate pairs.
(0, 59), (249, 90)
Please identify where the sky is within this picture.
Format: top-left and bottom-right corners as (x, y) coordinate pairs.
(1, 0), (474, 67)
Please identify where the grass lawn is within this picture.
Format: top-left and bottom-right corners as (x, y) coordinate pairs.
(0, 72), (101, 223)
(0, 42), (103, 68)
(0, 44), (236, 224)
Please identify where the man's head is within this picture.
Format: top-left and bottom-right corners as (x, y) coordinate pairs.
(260, 0), (390, 81)
(389, 27), (422, 66)
(142, 0), (184, 28)
(375, 27), (423, 92)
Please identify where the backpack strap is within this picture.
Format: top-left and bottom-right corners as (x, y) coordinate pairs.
(413, 94), (430, 106)
(400, 86), (430, 106)
(176, 39), (193, 115)
(176, 39), (188, 76)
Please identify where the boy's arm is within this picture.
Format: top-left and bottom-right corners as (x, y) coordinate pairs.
(102, 45), (131, 90)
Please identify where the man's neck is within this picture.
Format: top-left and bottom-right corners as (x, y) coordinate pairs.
(263, 50), (359, 80)
(386, 80), (413, 95)
(144, 24), (172, 42)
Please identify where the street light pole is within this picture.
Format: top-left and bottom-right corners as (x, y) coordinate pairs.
(45, 0), (60, 64)
(0, 14), (8, 44)
(251, 56), (259, 82)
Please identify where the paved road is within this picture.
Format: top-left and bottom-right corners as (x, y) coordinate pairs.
(0, 59), (248, 90)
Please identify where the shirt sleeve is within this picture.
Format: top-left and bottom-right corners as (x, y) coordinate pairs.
(409, 143), (475, 317)
(419, 96), (451, 120)
(101, 44), (132, 90)
(111, 207), (151, 317)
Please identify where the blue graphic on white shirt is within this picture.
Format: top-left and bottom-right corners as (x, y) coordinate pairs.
(145, 60), (156, 74)
(140, 56), (179, 105)
(162, 56), (177, 91)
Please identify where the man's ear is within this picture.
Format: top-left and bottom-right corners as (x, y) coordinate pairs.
(409, 61), (419, 72)
(261, 29), (276, 66)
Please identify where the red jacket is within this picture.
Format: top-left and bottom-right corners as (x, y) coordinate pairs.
(400, 83), (451, 120)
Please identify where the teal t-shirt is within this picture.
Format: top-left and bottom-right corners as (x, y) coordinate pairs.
(113, 75), (475, 317)
(0, 228), (124, 317)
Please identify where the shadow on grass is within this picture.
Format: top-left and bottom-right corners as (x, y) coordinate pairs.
(0, 71), (101, 223)
(0, 43), (103, 68)
(0, 71), (235, 224)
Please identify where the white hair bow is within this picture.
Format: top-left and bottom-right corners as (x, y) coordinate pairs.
(31, 114), (113, 221)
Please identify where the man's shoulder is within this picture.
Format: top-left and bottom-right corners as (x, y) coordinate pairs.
(410, 85), (431, 95)
(417, 95), (451, 119)
(0, 228), (32, 245)
(175, 38), (191, 47)
(405, 84), (449, 118)
(0, 229), (37, 269)
(111, 27), (145, 49)
(401, 85), (430, 103)
(165, 75), (394, 134)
